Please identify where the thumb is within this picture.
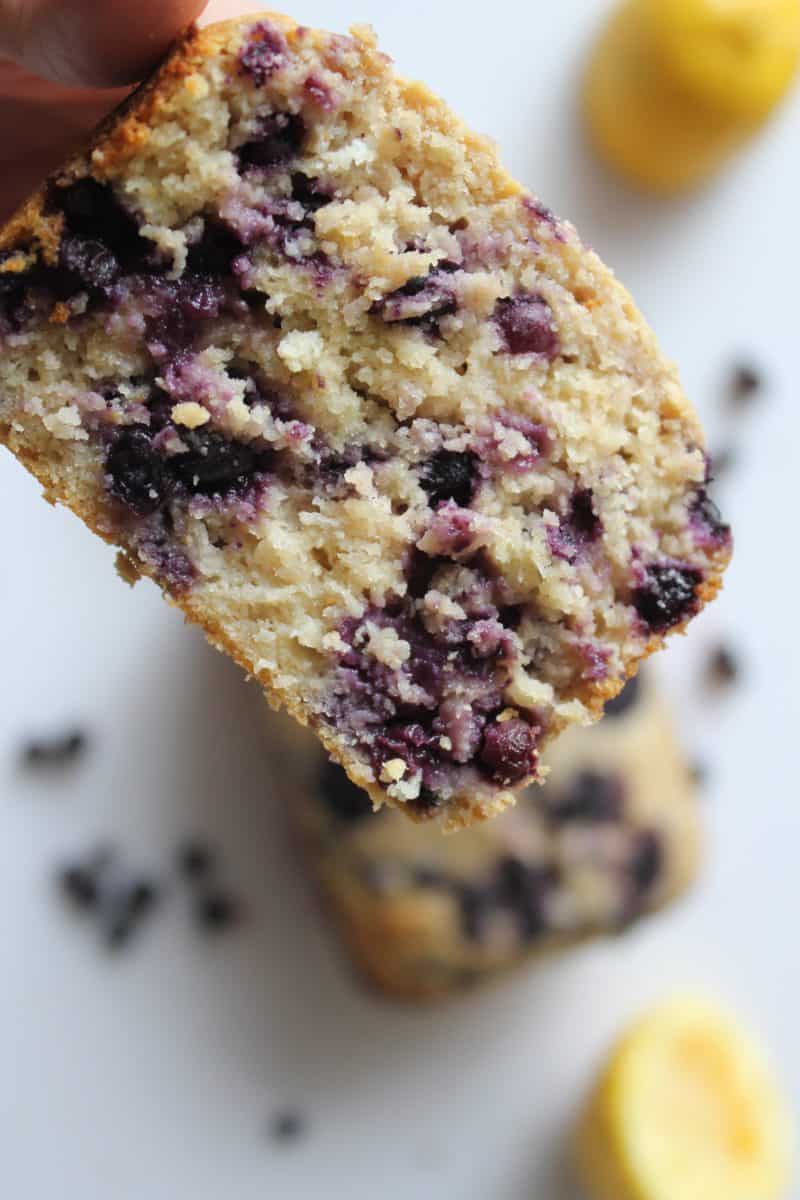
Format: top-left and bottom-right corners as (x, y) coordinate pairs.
(0, 0), (209, 87)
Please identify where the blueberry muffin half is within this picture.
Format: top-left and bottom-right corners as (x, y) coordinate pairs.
(0, 15), (731, 826)
(281, 676), (700, 1000)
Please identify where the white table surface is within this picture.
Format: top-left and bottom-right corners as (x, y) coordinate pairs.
(1, 2), (798, 1196)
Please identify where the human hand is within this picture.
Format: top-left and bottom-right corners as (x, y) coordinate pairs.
(0, 0), (209, 220)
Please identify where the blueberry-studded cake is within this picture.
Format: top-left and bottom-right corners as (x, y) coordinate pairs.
(282, 676), (700, 1000)
(0, 15), (731, 827)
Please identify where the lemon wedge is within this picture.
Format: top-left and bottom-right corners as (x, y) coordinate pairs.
(583, 0), (800, 192)
(575, 996), (794, 1200)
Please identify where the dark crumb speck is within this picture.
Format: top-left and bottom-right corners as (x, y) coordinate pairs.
(22, 729), (88, 768)
(195, 891), (242, 933)
(729, 363), (763, 408)
(707, 644), (740, 687)
(60, 865), (100, 909)
(177, 840), (215, 881)
(269, 1112), (307, 1143)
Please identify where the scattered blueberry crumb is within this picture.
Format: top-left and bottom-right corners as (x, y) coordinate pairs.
(177, 839), (215, 881)
(127, 880), (159, 918)
(103, 878), (160, 951)
(106, 913), (137, 950)
(22, 729), (88, 768)
(60, 865), (100, 909)
(57, 848), (161, 951)
(728, 363), (763, 408)
(707, 644), (740, 687)
(195, 891), (242, 933)
(269, 1112), (307, 1143)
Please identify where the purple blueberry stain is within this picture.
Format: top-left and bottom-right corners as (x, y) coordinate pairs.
(548, 489), (601, 562)
(323, 580), (533, 807)
(475, 410), (550, 475)
(238, 113), (306, 171)
(419, 503), (483, 559)
(521, 195), (566, 241)
(303, 72), (337, 111)
(141, 274), (229, 359)
(690, 488), (732, 549)
(135, 512), (197, 594)
(238, 21), (287, 85)
(633, 563), (702, 633)
(371, 264), (459, 333)
(494, 293), (559, 359)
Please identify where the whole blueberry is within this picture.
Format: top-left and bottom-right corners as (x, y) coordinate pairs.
(633, 564), (701, 633)
(479, 718), (536, 784)
(419, 450), (478, 508)
(106, 428), (170, 515)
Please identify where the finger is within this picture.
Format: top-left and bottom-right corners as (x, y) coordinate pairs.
(1, 0), (208, 87)
(0, 61), (126, 220)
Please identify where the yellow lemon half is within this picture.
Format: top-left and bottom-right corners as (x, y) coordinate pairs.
(575, 996), (794, 1200)
(583, 0), (800, 192)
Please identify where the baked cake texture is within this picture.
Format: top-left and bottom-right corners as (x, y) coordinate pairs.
(0, 14), (731, 827)
(282, 675), (700, 1000)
